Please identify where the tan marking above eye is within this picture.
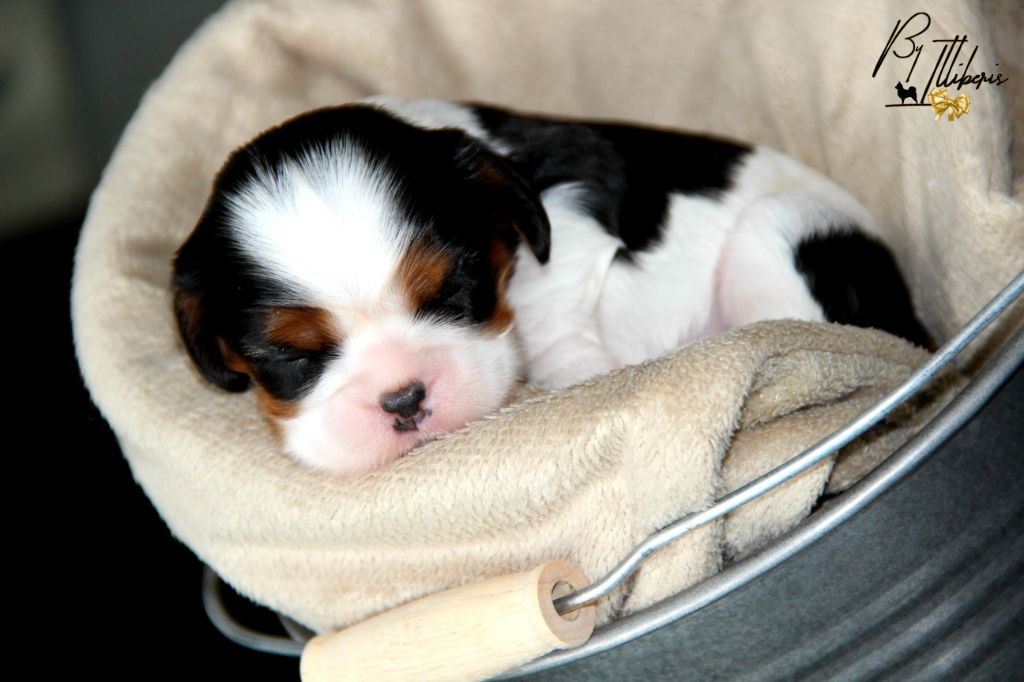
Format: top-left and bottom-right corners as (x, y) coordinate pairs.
(397, 241), (452, 309)
(265, 306), (339, 353)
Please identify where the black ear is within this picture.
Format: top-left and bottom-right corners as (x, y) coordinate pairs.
(452, 137), (551, 264)
(172, 243), (251, 392)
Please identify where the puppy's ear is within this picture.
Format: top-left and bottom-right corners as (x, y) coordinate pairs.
(172, 242), (251, 392)
(452, 137), (551, 264)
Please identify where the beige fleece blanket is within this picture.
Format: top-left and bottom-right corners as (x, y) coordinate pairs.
(72, 0), (1020, 635)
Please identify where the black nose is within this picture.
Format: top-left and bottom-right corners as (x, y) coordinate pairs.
(380, 381), (428, 431)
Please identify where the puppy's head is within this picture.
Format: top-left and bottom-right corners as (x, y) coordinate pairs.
(173, 105), (549, 474)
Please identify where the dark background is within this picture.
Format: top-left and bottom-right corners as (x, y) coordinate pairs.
(3, 2), (297, 677)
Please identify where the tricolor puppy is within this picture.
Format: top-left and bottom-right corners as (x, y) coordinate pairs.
(173, 97), (928, 475)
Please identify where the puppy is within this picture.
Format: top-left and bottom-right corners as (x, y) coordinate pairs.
(173, 97), (928, 474)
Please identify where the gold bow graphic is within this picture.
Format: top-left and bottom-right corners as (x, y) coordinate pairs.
(929, 87), (970, 121)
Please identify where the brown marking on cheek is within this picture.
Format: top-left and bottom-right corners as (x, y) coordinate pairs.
(256, 388), (299, 424)
(397, 241), (451, 309)
(215, 346), (298, 430)
(266, 306), (339, 353)
(486, 238), (517, 334)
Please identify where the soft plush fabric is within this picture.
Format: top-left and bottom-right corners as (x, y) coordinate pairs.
(73, 0), (1019, 635)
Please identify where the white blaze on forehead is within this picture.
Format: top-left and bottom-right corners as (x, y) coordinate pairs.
(228, 143), (412, 305)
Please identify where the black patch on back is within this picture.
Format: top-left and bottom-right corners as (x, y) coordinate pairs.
(473, 105), (751, 258)
(794, 229), (932, 348)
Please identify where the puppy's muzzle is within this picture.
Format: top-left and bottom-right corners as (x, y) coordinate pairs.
(380, 381), (431, 432)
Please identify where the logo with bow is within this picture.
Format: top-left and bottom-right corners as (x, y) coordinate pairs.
(873, 11), (1008, 122)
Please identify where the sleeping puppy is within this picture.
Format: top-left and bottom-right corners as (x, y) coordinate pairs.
(173, 97), (929, 474)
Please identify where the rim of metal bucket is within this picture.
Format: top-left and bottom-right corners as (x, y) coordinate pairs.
(202, 271), (1024, 667)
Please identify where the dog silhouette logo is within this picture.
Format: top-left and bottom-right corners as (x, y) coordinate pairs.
(895, 81), (918, 104)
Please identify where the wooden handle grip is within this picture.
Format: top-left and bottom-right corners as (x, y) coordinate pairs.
(300, 560), (596, 682)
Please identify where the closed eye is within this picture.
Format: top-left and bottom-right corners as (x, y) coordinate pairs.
(247, 336), (339, 402)
(233, 305), (344, 401)
(270, 344), (319, 363)
(418, 278), (474, 322)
